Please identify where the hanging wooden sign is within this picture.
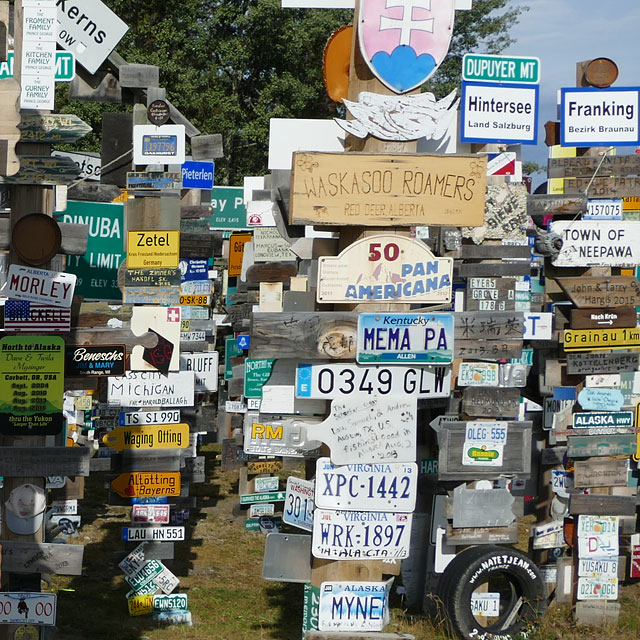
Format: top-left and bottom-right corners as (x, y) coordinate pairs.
(0, 155), (81, 185)
(564, 177), (640, 198)
(548, 155), (640, 179)
(18, 114), (92, 144)
(567, 434), (636, 457)
(465, 277), (517, 312)
(557, 277), (640, 308)
(573, 458), (628, 488)
(461, 388), (520, 418)
(125, 268), (181, 287)
(550, 221), (640, 267)
(563, 328), (640, 352)
(527, 194), (587, 216)
(290, 152), (486, 227)
(317, 235), (452, 304)
(567, 351), (640, 376)
(571, 308), (636, 330)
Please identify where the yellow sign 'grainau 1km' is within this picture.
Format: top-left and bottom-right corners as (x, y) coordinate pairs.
(563, 327), (640, 352)
(126, 230), (180, 269)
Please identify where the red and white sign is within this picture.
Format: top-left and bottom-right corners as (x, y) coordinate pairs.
(487, 152), (516, 176)
(7, 265), (76, 307)
(131, 504), (170, 524)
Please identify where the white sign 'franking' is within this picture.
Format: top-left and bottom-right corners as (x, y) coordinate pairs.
(561, 87), (640, 147)
(550, 221), (640, 267)
(317, 235), (452, 304)
(7, 265), (76, 308)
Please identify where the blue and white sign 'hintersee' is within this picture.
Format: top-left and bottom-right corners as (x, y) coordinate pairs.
(357, 313), (454, 364)
(181, 161), (214, 189)
(461, 81), (539, 145)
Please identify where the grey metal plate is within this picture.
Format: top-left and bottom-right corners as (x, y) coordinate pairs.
(262, 533), (312, 583)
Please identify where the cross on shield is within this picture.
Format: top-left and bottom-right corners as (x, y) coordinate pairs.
(359, 0), (455, 93)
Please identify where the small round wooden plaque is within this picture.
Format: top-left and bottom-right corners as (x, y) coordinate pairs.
(14, 626), (40, 640)
(147, 100), (171, 126)
(584, 57), (619, 88)
(323, 25), (352, 104)
(11, 213), (62, 266)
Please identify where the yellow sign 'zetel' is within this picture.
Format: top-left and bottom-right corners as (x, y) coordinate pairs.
(102, 423), (190, 452)
(127, 230), (180, 269)
(563, 328), (640, 352)
(111, 472), (181, 498)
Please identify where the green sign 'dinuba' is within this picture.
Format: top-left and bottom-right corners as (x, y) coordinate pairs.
(0, 336), (64, 435)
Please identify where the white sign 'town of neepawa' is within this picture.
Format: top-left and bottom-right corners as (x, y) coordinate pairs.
(550, 221), (640, 266)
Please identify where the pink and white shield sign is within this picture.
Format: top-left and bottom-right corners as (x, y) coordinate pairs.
(359, 0), (455, 94)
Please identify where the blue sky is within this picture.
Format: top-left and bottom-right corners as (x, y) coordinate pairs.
(501, 0), (640, 168)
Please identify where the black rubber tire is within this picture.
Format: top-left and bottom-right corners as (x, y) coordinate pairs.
(437, 545), (547, 640)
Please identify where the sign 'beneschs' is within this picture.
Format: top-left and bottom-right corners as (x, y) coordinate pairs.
(56, 0), (129, 75)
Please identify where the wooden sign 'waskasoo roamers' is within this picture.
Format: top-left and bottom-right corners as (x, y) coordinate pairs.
(0, 336), (64, 435)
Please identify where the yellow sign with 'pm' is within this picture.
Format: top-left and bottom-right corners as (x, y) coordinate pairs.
(103, 423), (190, 451)
(127, 231), (180, 269)
(563, 327), (640, 352)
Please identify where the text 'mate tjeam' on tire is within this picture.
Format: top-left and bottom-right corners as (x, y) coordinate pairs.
(438, 545), (547, 640)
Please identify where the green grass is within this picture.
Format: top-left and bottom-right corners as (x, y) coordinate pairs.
(48, 445), (640, 640)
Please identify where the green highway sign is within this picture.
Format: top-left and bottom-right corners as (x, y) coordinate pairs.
(210, 186), (248, 230)
(462, 54), (540, 84)
(59, 200), (125, 301)
(0, 51), (75, 81)
(240, 491), (286, 505)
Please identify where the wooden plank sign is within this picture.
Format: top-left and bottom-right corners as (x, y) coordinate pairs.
(103, 424), (190, 451)
(557, 277), (640, 308)
(569, 494), (637, 516)
(317, 235), (452, 304)
(461, 388), (520, 418)
(465, 277), (516, 312)
(573, 458), (628, 488)
(563, 328), (640, 352)
(566, 351), (640, 376)
(0, 155), (81, 185)
(567, 434), (636, 457)
(564, 177), (640, 198)
(111, 472), (181, 498)
(290, 152), (486, 227)
(125, 268), (181, 287)
(549, 154), (640, 179)
(527, 194), (587, 216)
(0, 447), (90, 476)
(571, 308), (636, 330)
(0, 541), (84, 575)
(550, 221), (640, 267)
(19, 114), (92, 143)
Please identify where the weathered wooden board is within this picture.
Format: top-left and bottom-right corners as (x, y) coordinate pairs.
(569, 493), (636, 516)
(557, 277), (640, 308)
(458, 262), (531, 277)
(180, 231), (220, 258)
(465, 278), (517, 312)
(445, 522), (519, 545)
(527, 194), (587, 216)
(246, 262), (298, 283)
(110, 450), (183, 472)
(0, 447), (91, 476)
(566, 351), (640, 376)
(573, 458), (629, 488)
(90, 457), (112, 472)
(1, 541), (84, 575)
(574, 601), (621, 626)
(437, 422), (531, 481)
(455, 340), (523, 361)
(571, 308), (636, 330)
(461, 245), (531, 260)
(0, 78), (22, 176)
(182, 456), (205, 483)
(69, 329), (157, 350)
(461, 388), (520, 418)
(564, 176), (640, 198)
(567, 434), (636, 458)
(18, 114), (92, 144)
(290, 152), (487, 227)
(549, 155), (640, 179)
(0, 155), (80, 185)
